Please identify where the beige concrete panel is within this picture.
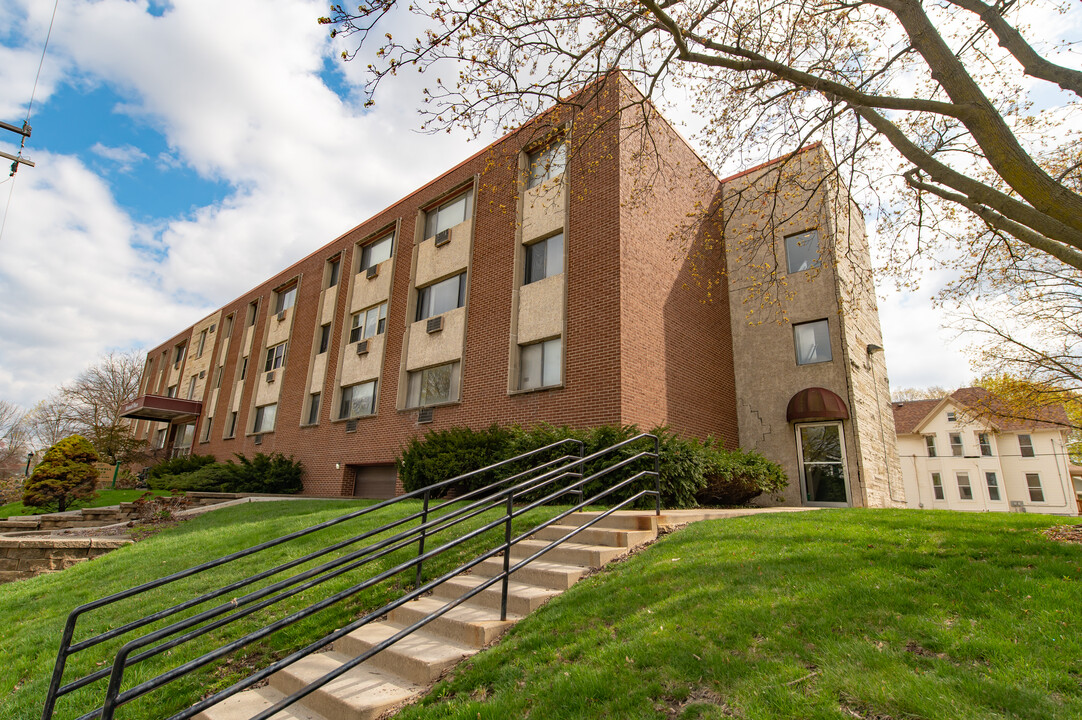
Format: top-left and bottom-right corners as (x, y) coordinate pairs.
(207, 387), (219, 416)
(244, 323), (255, 355)
(415, 220), (472, 289)
(254, 368), (282, 406)
(340, 333), (385, 386)
(266, 306), (292, 347)
(321, 289), (337, 324)
(516, 274), (565, 344)
(350, 259), (393, 313)
(521, 179), (565, 243)
(310, 353), (328, 392)
(405, 307), (466, 371)
(231, 382), (243, 412)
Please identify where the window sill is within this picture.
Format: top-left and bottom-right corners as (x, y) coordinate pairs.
(399, 400), (461, 413)
(331, 414), (377, 424)
(509, 383), (564, 396)
(246, 431), (275, 437)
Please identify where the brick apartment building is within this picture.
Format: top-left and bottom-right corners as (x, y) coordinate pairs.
(121, 77), (904, 508)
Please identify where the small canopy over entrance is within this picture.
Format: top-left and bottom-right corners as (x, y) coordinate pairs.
(120, 394), (202, 423)
(786, 387), (849, 423)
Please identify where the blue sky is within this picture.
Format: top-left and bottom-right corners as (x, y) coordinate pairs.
(0, 0), (999, 409)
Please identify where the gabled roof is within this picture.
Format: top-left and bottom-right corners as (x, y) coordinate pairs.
(892, 387), (1073, 435)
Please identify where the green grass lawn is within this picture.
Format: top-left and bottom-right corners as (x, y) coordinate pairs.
(0, 489), (173, 519)
(2, 506), (1080, 720)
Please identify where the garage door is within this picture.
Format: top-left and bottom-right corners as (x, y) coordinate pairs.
(351, 464), (398, 499)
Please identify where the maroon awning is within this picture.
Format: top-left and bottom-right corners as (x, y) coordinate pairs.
(786, 387), (849, 423)
(120, 394), (202, 422)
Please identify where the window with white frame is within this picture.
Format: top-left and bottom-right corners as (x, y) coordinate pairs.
(520, 338), (562, 390)
(946, 411), (957, 422)
(985, 472), (1000, 501)
(793, 320), (831, 365)
(924, 435), (937, 457)
(785, 230), (821, 274)
(274, 285), (297, 314)
(173, 344), (185, 368)
(416, 273), (466, 321)
(239, 357), (248, 381)
(949, 432), (964, 457)
(247, 300), (258, 326)
(156, 428), (167, 449)
(978, 433), (993, 456)
(1026, 473), (1044, 502)
(318, 324), (331, 354)
(359, 233), (394, 272)
(201, 418), (213, 443)
(307, 392), (321, 425)
(1018, 434), (1035, 457)
(186, 375), (198, 400)
(327, 257), (341, 288)
(264, 343), (286, 372)
(524, 233), (564, 285)
(956, 472), (973, 500)
(253, 403), (277, 433)
(225, 411), (238, 439)
(339, 381), (377, 419)
(196, 328), (208, 357)
(796, 423), (849, 505)
(931, 472), (945, 500)
(425, 189), (473, 238)
(527, 137), (567, 188)
(350, 303), (388, 343)
(166, 384), (177, 398)
(214, 365), (224, 389)
(406, 362), (461, 408)
(222, 314), (234, 339)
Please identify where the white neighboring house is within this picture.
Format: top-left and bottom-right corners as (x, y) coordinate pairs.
(893, 388), (1079, 516)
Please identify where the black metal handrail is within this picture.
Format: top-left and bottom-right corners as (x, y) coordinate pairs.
(44, 433), (659, 720)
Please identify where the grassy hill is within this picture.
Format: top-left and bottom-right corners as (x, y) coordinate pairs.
(2, 505), (1079, 719)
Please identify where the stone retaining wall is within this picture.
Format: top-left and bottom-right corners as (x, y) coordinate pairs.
(0, 537), (132, 584)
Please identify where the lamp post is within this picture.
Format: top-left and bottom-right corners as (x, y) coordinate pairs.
(24, 451), (34, 477)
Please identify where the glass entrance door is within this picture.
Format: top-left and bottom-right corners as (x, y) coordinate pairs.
(796, 423), (850, 506)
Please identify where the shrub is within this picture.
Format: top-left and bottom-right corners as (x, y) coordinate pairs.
(148, 454), (216, 481)
(23, 435), (100, 512)
(147, 453), (304, 494)
(697, 447), (788, 506)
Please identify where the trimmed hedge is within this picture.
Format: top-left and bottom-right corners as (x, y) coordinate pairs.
(397, 424), (787, 508)
(147, 453), (304, 494)
(147, 454), (216, 481)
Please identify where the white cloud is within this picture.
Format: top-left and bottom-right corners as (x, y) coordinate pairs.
(90, 142), (148, 171)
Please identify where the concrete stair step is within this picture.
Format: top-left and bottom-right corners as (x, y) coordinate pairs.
(431, 574), (561, 615)
(196, 685), (329, 720)
(0, 519), (40, 530)
(268, 650), (421, 720)
(473, 556), (587, 590)
(508, 538), (627, 567)
(337, 623), (475, 685)
(561, 511), (660, 532)
(532, 524), (655, 548)
(389, 596), (518, 647)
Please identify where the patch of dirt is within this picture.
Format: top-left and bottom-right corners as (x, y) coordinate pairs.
(1043, 524), (1082, 545)
(656, 686), (733, 718)
(905, 640), (950, 661)
(839, 695), (896, 720)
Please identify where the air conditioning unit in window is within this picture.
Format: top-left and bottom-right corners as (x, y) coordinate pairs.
(345, 420), (358, 432)
(199, 370), (206, 379)
(355, 339), (370, 355)
(265, 371), (275, 384)
(277, 311), (287, 322)
(426, 316), (444, 334)
(434, 229), (451, 247)
(366, 264), (379, 279)
(253, 434), (263, 445)
(417, 407), (434, 424)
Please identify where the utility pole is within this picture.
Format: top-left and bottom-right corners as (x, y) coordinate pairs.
(0, 119), (34, 175)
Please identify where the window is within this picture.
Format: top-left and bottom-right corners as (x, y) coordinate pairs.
(214, 365), (224, 389)
(264, 343), (287, 372)
(350, 303), (388, 343)
(248, 301), (258, 326)
(785, 230), (820, 274)
(425, 189), (473, 238)
(186, 375), (198, 400)
(239, 357), (248, 381)
(924, 435), (937, 457)
(978, 433), (992, 457)
(520, 338), (562, 390)
(226, 411), (238, 439)
(796, 423), (848, 505)
(173, 344), (185, 368)
(223, 314), (234, 339)
(416, 273), (466, 321)
(931, 473), (945, 500)
(793, 320), (831, 365)
(274, 285), (297, 314)
(253, 403), (277, 433)
(166, 384), (177, 398)
(318, 324), (331, 354)
(524, 233), (564, 285)
(200, 418), (213, 443)
(527, 137), (567, 188)
(949, 433), (964, 457)
(360, 233), (394, 272)
(327, 257), (341, 288)
(406, 362), (461, 408)
(307, 392), (321, 425)
(339, 381), (377, 419)
(946, 411), (957, 422)
(156, 429), (167, 449)
(1026, 473), (1044, 502)
(1018, 434), (1035, 457)
(956, 472), (973, 500)
(985, 472), (1000, 501)
(196, 329), (208, 357)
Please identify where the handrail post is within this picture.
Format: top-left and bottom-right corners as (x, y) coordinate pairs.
(574, 439), (585, 505)
(415, 489), (430, 588)
(653, 435), (661, 516)
(500, 490), (513, 621)
(42, 621), (76, 720)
